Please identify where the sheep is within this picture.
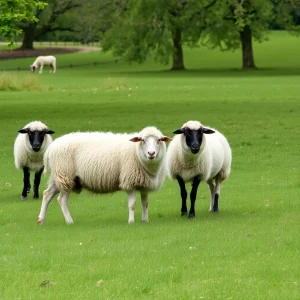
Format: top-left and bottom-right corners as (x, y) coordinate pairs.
(167, 120), (232, 218)
(14, 121), (55, 200)
(30, 56), (56, 74)
(37, 126), (172, 224)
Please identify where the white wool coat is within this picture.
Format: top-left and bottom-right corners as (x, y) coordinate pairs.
(14, 121), (53, 171)
(167, 121), (231, 183)
(44, 127), (168, 193)
(32, 56), (56, 67)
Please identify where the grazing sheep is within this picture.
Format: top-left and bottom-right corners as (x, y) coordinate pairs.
(14, 121), (55, 200)
(37, 127), (172, 224)
(30, 56), (56, 74)
(167, 120), (232, 218)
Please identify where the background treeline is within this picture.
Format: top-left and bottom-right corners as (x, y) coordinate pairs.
(1, 0), (300, 69)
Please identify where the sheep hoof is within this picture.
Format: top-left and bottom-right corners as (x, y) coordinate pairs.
(33, 195), (39, 199)
(181, 211), (187, 216)
(210, 208), (219, 213)
(21, 195), (27, 200)
(128, 220), (134, 224)
(37, 217), (44, 224)
(188, 213), (195, 219)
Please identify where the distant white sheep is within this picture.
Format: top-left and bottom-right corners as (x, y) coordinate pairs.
(14, 121), (55, 200)
(30, 56), (56, 74)
(167, 120), (232, 217)
(37, 126), (172, 224)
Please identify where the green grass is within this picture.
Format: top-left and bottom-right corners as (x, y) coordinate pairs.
(0, 31), (299, 299)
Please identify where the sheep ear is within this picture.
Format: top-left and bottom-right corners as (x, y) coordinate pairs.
(18, 128), (29, 134)
(44, 129), (55, 134)
(160, 136), (172, 142)
(130, 137), (142, 142)
(203, 128), (215, 134)
(173, 129), (184, 135)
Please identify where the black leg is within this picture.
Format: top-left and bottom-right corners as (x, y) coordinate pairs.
(176, 175), (187, 216)
(189, 176), (201, 218)
(21, 167), (30, 200)
(33, 168), (44, 199)
(212, 193), (219, 212)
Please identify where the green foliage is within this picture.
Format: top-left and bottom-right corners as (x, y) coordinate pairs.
(204, 0), (300, 51)
(101, 0), (300, 68)
(102, 0), (219, 65)
(0, 0), (47, 46)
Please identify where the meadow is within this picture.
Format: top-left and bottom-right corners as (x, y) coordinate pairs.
(0, 31), (299, 299)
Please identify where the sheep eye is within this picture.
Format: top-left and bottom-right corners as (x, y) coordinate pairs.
(142, 139), (146, 144)
(157, 140), (160, 144)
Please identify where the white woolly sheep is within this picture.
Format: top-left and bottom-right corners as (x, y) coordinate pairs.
(37, 126), (172, 224)
(30, 56), (56, 74)
(14, 121), (55, 200)
(167, 120), (232, 218)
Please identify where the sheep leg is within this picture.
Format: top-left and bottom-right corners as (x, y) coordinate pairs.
(33, 167), (44, 199)
(176, 175), (187, 216)
(21, 167), (30, 200)
(140, 191), (149, 222)
(57, 191), (73, 224)
(189, 175), (201, 218)
(212, 180), (221, 212)
(37, 183), (59, 224)
(127, 191), (136, 223)
(49, 64), (53, 73)
(208, 180), (216, 212)
(39, 64), (43, 74)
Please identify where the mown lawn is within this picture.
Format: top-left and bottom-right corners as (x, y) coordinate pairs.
(0, 31), (299, 299)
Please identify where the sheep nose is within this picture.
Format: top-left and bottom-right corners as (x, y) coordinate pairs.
(148, 151), (155, 156)
(191, 145), (200, 153)
(32, 144), (40, 152)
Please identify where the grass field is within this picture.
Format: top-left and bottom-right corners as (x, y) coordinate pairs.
(0, 31), (299, 299)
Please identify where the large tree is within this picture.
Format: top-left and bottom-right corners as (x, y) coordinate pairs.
(0, 0), (47, 47)
(73, 0), (119, 44)
(19, 0), (81, 50)
(102, 0), (217, 70)
(205, 0), (300, 69)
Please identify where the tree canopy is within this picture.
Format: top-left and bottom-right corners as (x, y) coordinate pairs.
(0, 0), (47, 47)
(101, 0), (300, 70)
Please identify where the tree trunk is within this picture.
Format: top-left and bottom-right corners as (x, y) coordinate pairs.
(171, 28), (185, 71)
(240, 25), (256, 69)
(20, 23), (37, 50)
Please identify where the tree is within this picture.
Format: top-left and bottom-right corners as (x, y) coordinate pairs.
(204, 0), (300, 69)
(102, 0), (217, 70)
(72, 0), (118, 44)
(0, 0), (47, 47)
(19, 0), (81, 50)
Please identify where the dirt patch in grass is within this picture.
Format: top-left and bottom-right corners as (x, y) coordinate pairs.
(0, 46), (100, 60)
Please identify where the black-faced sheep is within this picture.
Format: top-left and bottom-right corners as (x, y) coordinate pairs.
(14, 121), (55, 200)
(167, 120), (232, 218)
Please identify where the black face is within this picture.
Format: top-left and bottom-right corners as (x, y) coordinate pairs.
(173, 126), (215, 154)
(29, 131), (45, 152)
(18, 128), (55, 152)
(31, 66), (36, 72)
(184, 128), (203, 154)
